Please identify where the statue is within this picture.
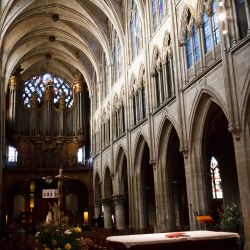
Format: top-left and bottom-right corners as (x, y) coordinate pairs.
(52, 202), (60, 225)
(45, 211), (53, 224)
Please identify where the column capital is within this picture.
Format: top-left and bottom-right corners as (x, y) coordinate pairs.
(112, 194), (125, 204)
(73, 71), (84, 92)
(101, 198), (112, 206)
(10, 65), (23, 90)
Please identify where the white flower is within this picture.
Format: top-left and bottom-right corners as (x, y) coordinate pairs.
(64, 229), (72, 235)
(35, 232), (40, 237)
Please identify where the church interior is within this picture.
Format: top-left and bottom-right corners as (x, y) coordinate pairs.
(0, 0), (250, 249)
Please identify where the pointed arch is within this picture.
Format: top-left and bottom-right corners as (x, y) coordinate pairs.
(103, 165), (113, 199)
(156, 115), (179, 158)
(189, 89), (228, 146)
(133, 133), (150, 173)
(114, 145), (127, 177)
(178, 4), (196, 44)
(240, 67), (250, 126)
(94, 172), (102, 202)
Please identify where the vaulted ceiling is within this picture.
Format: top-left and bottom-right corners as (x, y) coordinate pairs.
(0, 0), (127, 94)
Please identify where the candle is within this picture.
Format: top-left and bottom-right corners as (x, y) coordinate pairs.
(6, 214), (8, 225)
(84, 211), (88, 224)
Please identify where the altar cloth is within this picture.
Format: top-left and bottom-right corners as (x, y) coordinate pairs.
(106, 230), (239, 250)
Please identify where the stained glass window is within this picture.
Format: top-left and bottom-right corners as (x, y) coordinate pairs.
(130, 0), (142, 61)
(212, 0), (220, 45)
(22, 73), (73, 108)
(193, 25), (200, 63)
(130, 13), (136, 60)
(210, 157), (223, 199)
(152, 0), (158, 32)
(203, 11), (212, 53)
(235, 0), (248, 38)
(185, 31), (193, 69)
(8, 146), (18, 162)
(159, 0), (164, 23)
(103, 55), (109, 98)
(113, 31), (122, 82)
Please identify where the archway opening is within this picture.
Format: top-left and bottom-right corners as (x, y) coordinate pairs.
(141, 143), (156, 228)
(166, 128), (189, 231)
(203, 103), (241, 226)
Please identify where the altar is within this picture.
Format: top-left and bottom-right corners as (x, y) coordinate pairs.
(106, 231), (239, 250)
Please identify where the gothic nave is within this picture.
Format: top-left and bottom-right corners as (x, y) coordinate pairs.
(0, 0), (250, 250)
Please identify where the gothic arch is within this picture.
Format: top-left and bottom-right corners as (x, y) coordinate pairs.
(240, 67), (250, 127)
(138, 64), (145, 83)
(133, 133), (150, 173)
(178, 4), (196, 44)
(130, 73), (137, 93)
(103, 165), (113, 199)
(162, 31), (173, 59)
(189, 89), (228, 146)
(151, 46), (161, 73)
(94, 172), (102, 202)
(156, 115), (179, 158)
(114, 145), (127, 177)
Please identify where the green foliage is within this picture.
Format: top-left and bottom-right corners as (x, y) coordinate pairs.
(221, 202), (242, 232)
(35, 224), (83, 250)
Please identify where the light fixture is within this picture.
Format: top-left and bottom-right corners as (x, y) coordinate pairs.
(218, 12), (226, 22)
(30, 181), (35, 193)
(83, 211), (88, 224)
(30, 194), (35, 210)
(222, 30), (228, 35)
(218, 0), (224, 7)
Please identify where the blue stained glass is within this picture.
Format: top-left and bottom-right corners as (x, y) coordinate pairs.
(23, 73), (73, 108)
(132, 0), (135, 8)
(212, 0), (220, 44)
(130, 16), (136, 60)
(203, 11), (212, 53)
(152, 0), (158, 32)
(159, 0), (164, 22)
(193, 25), (200, 63)
(135, 7), (140, 55)
(185, 31), (193, 69)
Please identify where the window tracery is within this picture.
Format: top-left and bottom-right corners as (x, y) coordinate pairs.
(151, 0), (170, 33)
(234, 0), (250, 39)
(112, 30), (122, 83)
(22, 73), (73, 108)
(129, 0), (142, 61)
(103, 54), (109, 99)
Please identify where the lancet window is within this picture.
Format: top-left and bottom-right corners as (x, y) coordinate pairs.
(8, 146), (18, 162)
(202, 0), (220, 53)
(112, 30), (122, 83)
(234, 0), (250, 39)
(129, 0), (142, 61)
(103, 55), (109, 99)
(22, 73), (73, 108)
(131, 74), (147, 126)
(151, 0), (170, 33)
(113, 101), (125, 139)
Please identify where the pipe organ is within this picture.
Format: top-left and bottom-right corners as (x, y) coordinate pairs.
(6, 69), (90, 169)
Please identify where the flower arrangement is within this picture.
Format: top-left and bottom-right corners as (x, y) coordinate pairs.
(220, 202), (242, 232)
(35, 217), (84, 250)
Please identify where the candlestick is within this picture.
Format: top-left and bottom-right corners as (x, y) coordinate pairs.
(84, 211), (88, 224)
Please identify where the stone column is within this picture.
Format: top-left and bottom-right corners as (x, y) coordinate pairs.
(73, 71), (84, 135)
(58, 93), (66, 136)
(8, 66), (22, 133)
(233, 137), (250, 250)
(94, 202), (102, 218)
(102, 199), (112, 229)
(30, 92), (38, 136)
(113, 195), (126, 230)
(44, 80), (54, 136)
